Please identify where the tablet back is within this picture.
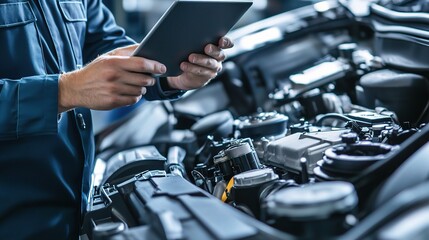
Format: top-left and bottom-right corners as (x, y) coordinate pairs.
(133, 0), (253, 76)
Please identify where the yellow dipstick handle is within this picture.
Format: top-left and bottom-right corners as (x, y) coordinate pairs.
(222, 178), (234, 202)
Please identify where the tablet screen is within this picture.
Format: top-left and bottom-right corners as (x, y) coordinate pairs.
(133, 0), (253, 76)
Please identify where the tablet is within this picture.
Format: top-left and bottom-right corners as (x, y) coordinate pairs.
(133, 0), (253, 77)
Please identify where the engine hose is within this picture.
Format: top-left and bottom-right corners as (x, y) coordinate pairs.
(212, 180), (227, 200)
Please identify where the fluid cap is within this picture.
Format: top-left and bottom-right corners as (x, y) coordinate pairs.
(341, 132), (358, 144)
(234, 168), (279, 188)
(265, 181), (358, 219)
(236, 112), (289, 139)
(225, 142), (253, 159)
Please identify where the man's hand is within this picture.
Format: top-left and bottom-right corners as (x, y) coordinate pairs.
(58, 45), (165, 113)
(166, 37), (234, 90)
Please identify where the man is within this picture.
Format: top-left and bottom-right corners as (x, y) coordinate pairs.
(0, 0), (232, 239)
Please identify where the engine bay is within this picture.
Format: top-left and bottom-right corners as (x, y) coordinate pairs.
(82, 1), (429, 239)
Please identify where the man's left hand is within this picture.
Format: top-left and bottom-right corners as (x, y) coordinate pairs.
(166, 37), (234, 90)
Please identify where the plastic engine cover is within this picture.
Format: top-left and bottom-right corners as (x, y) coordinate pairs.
(263, 130), (347, 174)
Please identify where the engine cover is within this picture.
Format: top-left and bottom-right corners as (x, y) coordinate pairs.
(263, 130), (348, 174)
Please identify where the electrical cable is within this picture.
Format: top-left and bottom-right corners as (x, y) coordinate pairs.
(191, 170), (212, 194)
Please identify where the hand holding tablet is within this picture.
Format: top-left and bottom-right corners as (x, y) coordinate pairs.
(133, 0), (253, 77)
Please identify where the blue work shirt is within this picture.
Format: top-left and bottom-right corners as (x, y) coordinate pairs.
(0, 0), (182, 238)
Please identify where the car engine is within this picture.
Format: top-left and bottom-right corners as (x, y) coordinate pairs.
(82, 0), (429, 239)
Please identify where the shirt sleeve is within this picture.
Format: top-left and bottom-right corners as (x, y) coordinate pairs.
(0, 75), (59, 140)
(144, 77), (186, 101)
(83, 0), (135, 63)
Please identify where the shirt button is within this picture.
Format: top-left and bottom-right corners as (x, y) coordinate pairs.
(77, 113), (86, 130)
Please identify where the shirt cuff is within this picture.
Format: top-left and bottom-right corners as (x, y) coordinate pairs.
(17, 74), (59, 137)
(145, 77), (186, 101)
(158, 77), (186, 98)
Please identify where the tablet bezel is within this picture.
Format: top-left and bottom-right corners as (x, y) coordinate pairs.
(132, 0), (253, 77)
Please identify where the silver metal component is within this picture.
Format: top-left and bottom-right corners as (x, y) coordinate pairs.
(167, 146), (186, 177)
(253, 137), (271, 159)
(289, 61), (348, 85)
(138, 170), (167, 181)
(167, 146), (186, 165)
(213, 151), (229, 165)
(338, 0), (376, 17)
(300, 158), (309, 183)
(235, 112), (288, 128)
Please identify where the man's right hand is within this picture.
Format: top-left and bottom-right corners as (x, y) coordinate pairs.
(58, 45), (166, 113)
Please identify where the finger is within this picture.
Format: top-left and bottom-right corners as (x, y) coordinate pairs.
(103, 77), (148, 97)
(112, 83), (147, 97)
(188, 53), (222, 72)
(204, 44), (226, 62)
(113, 94), (144, 107)
(117, 70), (157, 88)
(109, 56), (167, 75)
(181, 62), (217, 79)
(108, 44), (139, 56)
(218, 37), (234, 49)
